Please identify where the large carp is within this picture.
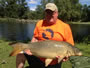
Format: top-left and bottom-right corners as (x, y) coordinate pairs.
(9, 40), (82, 66)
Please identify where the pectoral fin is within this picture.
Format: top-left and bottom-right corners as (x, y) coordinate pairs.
(45, 59), (53, 67)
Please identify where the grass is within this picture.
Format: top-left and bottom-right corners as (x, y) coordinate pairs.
(0, 40), (16, 68)
(0, 40), (90, 68)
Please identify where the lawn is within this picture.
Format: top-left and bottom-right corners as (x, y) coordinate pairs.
(0, 40), (90, 68)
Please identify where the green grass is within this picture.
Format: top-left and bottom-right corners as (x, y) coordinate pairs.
(0, 40), (90, 68)
(0, 40), (29, 68)
(62, 42), (90, 68)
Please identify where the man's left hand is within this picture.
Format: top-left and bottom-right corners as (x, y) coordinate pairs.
(56, 56), (69, 62)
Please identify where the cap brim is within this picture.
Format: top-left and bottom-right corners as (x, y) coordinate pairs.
(45, 8), (55, 11)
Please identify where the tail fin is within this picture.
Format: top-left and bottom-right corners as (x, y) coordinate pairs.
(9, 43), (24, 56)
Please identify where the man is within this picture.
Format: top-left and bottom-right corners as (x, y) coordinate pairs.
(16, 3), (74, 68)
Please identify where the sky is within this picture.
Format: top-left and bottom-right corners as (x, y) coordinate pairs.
(26, 0), (90, 11)
(26, 0), (41, 11)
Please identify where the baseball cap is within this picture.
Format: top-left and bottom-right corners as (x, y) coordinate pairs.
(45, 3), (58, 11)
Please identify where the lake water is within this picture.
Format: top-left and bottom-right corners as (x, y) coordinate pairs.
(0, 22), (90, 42)
(70, 24), (90, 42)
(0, 22), (35, 41)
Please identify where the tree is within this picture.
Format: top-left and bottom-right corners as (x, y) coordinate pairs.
(17, 0), (29, 19)
(23, 0), (90, 21)
(0, 0), (29, 19)
(35, 0), (53, 19)
(5, 0), (19, 18)
(33, 0), (82, 21)
(81, 5), (90, 22)
(54, 0), (82, 22)
(0, 0), (7, 17)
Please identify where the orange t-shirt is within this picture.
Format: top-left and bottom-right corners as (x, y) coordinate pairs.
(33, 19), (74, 65)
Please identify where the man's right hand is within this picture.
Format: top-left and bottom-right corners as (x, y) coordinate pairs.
(24, 49), (32, 55)
(24, 37), (38, 55)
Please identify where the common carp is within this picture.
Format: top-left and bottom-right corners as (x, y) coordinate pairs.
(9, 40), (82, 66)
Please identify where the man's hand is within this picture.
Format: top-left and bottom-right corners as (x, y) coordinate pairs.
(56, 56), (69, 62)
(62, 56), (69, 62)
(24, 37), (38, 55)
(24, 49), (32, 55)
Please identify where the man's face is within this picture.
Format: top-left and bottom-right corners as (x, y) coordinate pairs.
(45, 9), (58, 24)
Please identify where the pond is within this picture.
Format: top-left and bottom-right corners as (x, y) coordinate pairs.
(70, 23), (90, 42)
(0, 22), (35, 41)
(0, 22), (90, 42)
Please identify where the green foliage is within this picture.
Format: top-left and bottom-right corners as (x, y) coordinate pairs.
(0, 18), (37, 24)
(0, 0), (90, 22)
(81, 5), (90, 22)
(0, 0), (29, 19)
(33, 0), (54, 19)
(75, 43), (90, 56)
(35, 0), (47, 19)
(29, 0), (90, 22)
(54, 0), (82, 21)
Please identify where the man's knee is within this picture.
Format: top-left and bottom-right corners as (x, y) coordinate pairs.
(16, 53), (26, 68)
(16, 53), (26, 62)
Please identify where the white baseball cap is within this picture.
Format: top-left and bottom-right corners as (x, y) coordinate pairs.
(45, 3), (58, 11)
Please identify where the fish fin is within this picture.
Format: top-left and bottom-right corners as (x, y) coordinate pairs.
(9, 43), (27, 56)
(58, 56), (65, 63)
(45, 59), (53, 67)
(9, 49), (22, 56)
(9, 44), (23, 56)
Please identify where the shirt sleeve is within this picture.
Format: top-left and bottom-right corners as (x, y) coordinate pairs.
(64, 24), (74, 46)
